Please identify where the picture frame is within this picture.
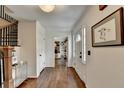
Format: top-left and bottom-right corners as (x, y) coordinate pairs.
(92, 7), (124, 47)
(99, 5), (107, 11)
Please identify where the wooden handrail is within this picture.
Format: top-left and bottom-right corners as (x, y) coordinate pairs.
(0, 5), (18, 29)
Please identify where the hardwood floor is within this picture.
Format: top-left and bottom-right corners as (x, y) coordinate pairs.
(18, 59), (86, 88)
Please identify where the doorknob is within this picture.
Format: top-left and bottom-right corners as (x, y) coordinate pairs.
(39, 54), (42, 56)
(88, 50), (91, 55)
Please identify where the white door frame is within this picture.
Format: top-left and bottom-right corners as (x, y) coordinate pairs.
(53, 34), (72, 67)
(67, 34), (73, 67)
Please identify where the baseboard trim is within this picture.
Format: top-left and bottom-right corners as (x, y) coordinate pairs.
(69, 67), (87, 88)
(28, 76), (38, 79)
(40, 67), (45, 75)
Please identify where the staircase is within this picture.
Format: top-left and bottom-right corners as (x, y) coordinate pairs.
(0, 5), (18, 46)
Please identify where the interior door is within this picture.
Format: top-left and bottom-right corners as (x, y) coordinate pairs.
(37, 29), (45, 71)
(74, 27), (87, 82)
(40, 31), (45, 70)
(75, 31), (82, 64)
(36, 22), (46, 76)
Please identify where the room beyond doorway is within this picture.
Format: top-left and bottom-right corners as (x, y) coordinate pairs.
(54, 37), (68, 68)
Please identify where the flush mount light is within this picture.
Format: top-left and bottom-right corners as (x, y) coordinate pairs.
(39, 5), (55, 13)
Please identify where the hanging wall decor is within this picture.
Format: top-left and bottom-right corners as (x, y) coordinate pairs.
(92, 7), (124, 47)
(99, 5), (107, 11)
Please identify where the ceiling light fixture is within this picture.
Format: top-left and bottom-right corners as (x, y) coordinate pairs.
(39, 5), (55, 13)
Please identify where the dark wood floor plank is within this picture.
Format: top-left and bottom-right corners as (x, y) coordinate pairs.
(18, 59), (86, 88)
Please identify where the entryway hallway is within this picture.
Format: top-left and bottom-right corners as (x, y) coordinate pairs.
(18, 59), (86, 88)
(2, 5), (124, 88)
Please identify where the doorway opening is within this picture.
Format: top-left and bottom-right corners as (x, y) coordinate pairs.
(54, 37), (68, 68)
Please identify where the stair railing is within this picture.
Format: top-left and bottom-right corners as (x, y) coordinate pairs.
(0, 5), (18, 46)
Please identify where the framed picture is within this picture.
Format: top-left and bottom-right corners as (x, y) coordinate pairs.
(92, 7), (124, 47)
(99, 5), (107, 11)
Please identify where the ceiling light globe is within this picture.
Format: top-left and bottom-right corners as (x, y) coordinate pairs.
(39, 5), (55, 13)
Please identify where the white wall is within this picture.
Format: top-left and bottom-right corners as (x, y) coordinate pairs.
(18, 20), (46, 78)
(72, 5), (124, 88)
(45, 31), (69, 67)
(18, 21), (36, 77)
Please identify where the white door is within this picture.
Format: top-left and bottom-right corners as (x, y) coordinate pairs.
(74, 27), (87, 82)
(37, 30), (45, 71)
(75, 31), (82, 64)
(36, 21), (45, 77)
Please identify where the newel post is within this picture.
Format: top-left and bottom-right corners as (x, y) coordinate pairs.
(0, 46), (14, 88)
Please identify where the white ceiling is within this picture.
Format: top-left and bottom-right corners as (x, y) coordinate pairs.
(6, 5), (88, 32)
